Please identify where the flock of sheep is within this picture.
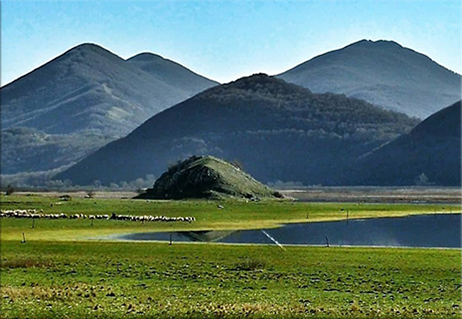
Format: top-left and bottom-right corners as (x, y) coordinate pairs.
(0, 209), (196, 223)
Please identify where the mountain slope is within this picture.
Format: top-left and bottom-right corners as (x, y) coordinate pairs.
(277, 40), (461, 119)
(137, 155), (281, 200)
(0, 43), (217, 177)
(1, 43), (218, 136)
(127, 53), (218, 96)
(54, 74), (419, 186)
(349, 101), (461, 186)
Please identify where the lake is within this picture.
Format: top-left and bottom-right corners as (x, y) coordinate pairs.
(118, 214), (461, 248)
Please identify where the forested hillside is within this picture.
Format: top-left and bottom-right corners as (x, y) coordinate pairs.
(348, 101), (461, 186)
(55, 74), (418, 186)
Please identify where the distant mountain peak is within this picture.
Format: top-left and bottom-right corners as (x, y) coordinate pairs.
(277, 39), (461, 119)
(65, 42), (118, 57)
(224, 73), (272, 86)
(127, 51), (218, 93)
(206, 73), (311, 98)
(245, 72), (270, 78)
(72, 42), (105, 50)
(1, 42), (218, 178)
(127, 52), (166, 62)
(348, 39), (403, 49)
(236, 73), (288, 88)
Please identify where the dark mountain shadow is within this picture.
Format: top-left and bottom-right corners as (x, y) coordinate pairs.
(55, 74), (418, 186)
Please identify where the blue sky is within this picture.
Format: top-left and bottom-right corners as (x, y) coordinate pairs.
(2, 0), (461, 85)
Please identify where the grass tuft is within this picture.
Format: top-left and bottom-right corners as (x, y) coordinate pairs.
(1, 257), (55, 269)
(234, 257), (267, 271)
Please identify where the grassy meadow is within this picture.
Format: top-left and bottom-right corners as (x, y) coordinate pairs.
(1, 192), (461, 318)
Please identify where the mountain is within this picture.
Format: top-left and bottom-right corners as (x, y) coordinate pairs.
(136, 155), (282, 200)
(0, 43), (218, 178)
(54, 74), (419, 186)
(348, 101), (461, 186)
(127, 53), (217, 95)
(277, 40), (461, 119)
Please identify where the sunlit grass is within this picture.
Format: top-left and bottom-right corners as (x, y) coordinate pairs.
(1, 193), (460, 318)
(1, 194), (457, 242)
(1, 241), (460, 318)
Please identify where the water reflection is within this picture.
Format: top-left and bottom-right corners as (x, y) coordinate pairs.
(119, 214), (461, 248)
(121, 230), (236, 242)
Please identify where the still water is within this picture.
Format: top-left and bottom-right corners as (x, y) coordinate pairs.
(119, 214), (461, 248)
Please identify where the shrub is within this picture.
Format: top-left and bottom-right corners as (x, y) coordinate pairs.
(6, 184), (15, 196)
(235, 257), (266, 271)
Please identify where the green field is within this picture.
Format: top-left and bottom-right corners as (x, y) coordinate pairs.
(1, 193), (461, 318)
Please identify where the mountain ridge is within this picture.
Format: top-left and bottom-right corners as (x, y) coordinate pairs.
(3, 39), (459, 187)
(349, 101), (461, 186)
(277, 39), (461, 118)
(54, 73), (419, 186)
(127, 52), (219, 93)
(1, 42), (218, 179)
(1, 42), (216, 135)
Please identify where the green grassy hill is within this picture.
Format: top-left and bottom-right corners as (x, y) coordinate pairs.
(137, 155), (282, 200)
